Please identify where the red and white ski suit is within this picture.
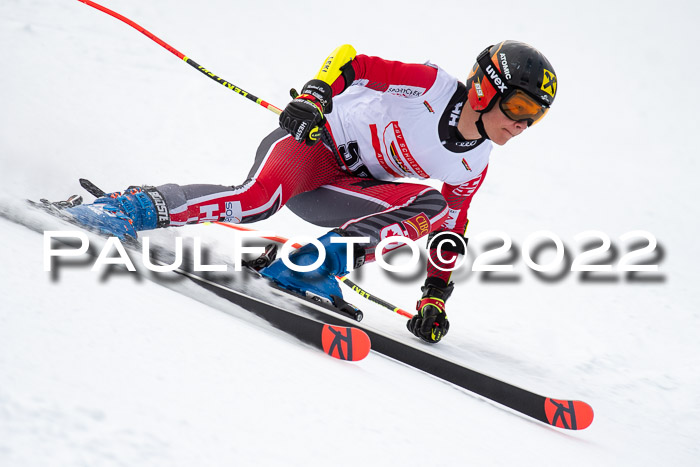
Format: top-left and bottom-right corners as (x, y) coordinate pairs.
(157, 54), (491, 284)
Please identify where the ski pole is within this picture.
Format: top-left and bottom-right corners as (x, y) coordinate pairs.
(211, 222), (413, 318)
(76, 0), (282, 115)
(336, 276), (413, 318)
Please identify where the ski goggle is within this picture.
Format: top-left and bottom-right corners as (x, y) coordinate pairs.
(499, 89), (549, 126)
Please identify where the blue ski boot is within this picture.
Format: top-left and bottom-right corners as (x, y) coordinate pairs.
(63, 186), (170, 241)
(260, 230), (366, 305)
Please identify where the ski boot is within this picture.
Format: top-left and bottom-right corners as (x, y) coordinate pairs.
(56, 185), (169, 242)
(259, 229), (366, 319)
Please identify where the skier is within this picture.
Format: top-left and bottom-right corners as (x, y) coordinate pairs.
(57, 40), (557, 344)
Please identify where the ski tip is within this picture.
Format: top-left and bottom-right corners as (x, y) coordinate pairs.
(321, 325), (371, 362)
(544, 398), (594, 430)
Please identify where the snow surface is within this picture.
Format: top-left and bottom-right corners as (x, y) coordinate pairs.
(2, 0), (700, 465)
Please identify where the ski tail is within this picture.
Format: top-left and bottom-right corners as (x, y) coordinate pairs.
(321, 325), (371, 361)
(544, 398), (594, 430)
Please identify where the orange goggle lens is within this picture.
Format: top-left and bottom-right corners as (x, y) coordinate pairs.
(500, 89), (549, 126)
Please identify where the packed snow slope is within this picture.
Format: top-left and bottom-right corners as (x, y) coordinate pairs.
(2, 0), (699, 465)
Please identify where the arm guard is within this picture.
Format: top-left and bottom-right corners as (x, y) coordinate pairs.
(314, 44), (356, 85)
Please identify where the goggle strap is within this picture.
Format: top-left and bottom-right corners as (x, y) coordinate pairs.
(476, 45), (508, 97)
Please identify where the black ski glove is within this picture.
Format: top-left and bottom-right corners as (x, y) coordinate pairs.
(407, 279), (454, 344)
(279, 79), (333, 146)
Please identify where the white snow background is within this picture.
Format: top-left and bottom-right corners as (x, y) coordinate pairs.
(1, 0), (699, 465)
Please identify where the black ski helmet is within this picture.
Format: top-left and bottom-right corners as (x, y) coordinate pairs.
(467, 41), (557, 118)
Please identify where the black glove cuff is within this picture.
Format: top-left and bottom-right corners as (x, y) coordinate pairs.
(421, 277), (455, 302)
(301, 79), (333, 113)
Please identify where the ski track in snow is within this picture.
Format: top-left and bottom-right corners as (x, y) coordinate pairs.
(2, 0), (700, 465)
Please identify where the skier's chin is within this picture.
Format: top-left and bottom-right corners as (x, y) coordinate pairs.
(491, 130), (514, 146)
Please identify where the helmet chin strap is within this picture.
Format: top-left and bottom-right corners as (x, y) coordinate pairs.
(475, 112), (490, 140)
